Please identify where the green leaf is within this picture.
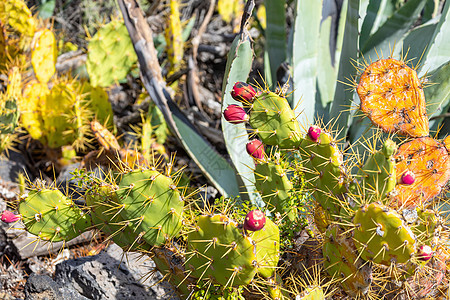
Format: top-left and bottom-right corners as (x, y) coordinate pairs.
(393, 19), (438, 67)
(360, 0), (395, 48)
(316, 16), (336, 112)
(264, 0), (287, 88)
(362, 0), (426, 59)
(221, 35), (263, 206)
(38, 0), (56, 19)
(426, 61), (450, 132)
(173, 115), (240, 197)
(291, 0), (322, 126)
(329, 0), (359, 139)
(419, 1), (450, 76)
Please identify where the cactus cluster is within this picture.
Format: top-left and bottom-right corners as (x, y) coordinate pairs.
(1, 0), (449, 299)
(220, 57), (450, 298)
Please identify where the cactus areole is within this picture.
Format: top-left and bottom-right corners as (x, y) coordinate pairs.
(223, 104), (249, 123)
(231, 82), (256, 103)
(244, 210), (266, 231)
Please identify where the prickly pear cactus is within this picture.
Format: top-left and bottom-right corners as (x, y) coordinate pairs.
(164, 0), (183, 75)
(254, 159), (297, 221)
(19, 188), (91, 242)
(357, 58), (429, 137)
(299, 127), (346, 216)
(389, 137), (450, 209)
(353, 202), (416, 265)
(0, 95), (19, 135)
(20, 81), (49, 141)
(86, 19), (138, 87)
(186, 214), (258, 286)
(115, 169), (184, 246)
(31, 29), (58, 84)
(0, 0), (36, 37)
(86, 184), (151, 252)
(354, 139), (397, 201)
(249, 91), (303, 149)
(247, 217), (280, 279)
(322, 225), (372, 296)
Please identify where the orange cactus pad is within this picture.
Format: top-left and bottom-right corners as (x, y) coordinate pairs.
(389, 137), (450, 208)
(357, 59), (429, 137)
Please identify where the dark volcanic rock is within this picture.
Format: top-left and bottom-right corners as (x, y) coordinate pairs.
(24, 274), (89, 300)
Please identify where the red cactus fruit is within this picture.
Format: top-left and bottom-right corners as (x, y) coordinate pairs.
(308, 125), (322, 142)
(231, 82), (256, 103)
(223, 105), (249, 124)
(246, 139), (264, 160)
(401, 170), (415, 185)
(417, 245), (433, 261)
(1, 210), (20, 223)
(244, 209), (266, 231)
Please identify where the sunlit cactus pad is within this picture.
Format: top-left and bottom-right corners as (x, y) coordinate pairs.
(19, 189), (90, 242)
(86, 20), (138, 87)
(390, 137), (450, 208)
(323, 225), (372, 296)
(357, 58), (429, 137)
(116, 169), (184, 247)
(31, 29), (57, 84)
(353, 202), (416, 265)
(0, 0), (36, 37)
(186, 214), (258, 286)
(249, 91), (303, 149)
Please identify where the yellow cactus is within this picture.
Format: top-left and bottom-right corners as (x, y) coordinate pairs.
(21, 81), (49, 140)
(164, 0), (183, 75)
(6, 66), (21, 99)
(0, 0), (36, 37)
(31, 29), (58, 84)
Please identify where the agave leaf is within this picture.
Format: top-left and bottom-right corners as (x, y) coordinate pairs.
(418, 1), (450, 76)
(221, 2), (263, 205)
(361, 0), (426, 60)
(329, 0), (359, 139)
(393, 19), (438, 67)
(316, 16), (336, 113)
(426, 62), (450, 133)
(291, 0), (322, 126)
(360, 0), (396, 48)
(264, 0), (287, 88)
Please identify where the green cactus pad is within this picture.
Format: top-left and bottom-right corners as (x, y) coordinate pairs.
(356, 139), (397, 200)
(353, 203), (416, 265)
(247, 217), (280, 278)
(296, 286), (325, 300)
(86, 185), (151, 251)
(187, 214), (258, 287)
(86, 20), (138, 87)
(323, 225), (372, 296)
(300, 130), (345, 215)
(116, 169), (184, 247)
(254, 160), (297, 221)
(78, 81), (114, 128)
(43, 82), (80, 148)
(19, 189), (90, 242)
(0, 96), (19, 135)
(249, 92), (303, 149)
(411, 208), (439, 247)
